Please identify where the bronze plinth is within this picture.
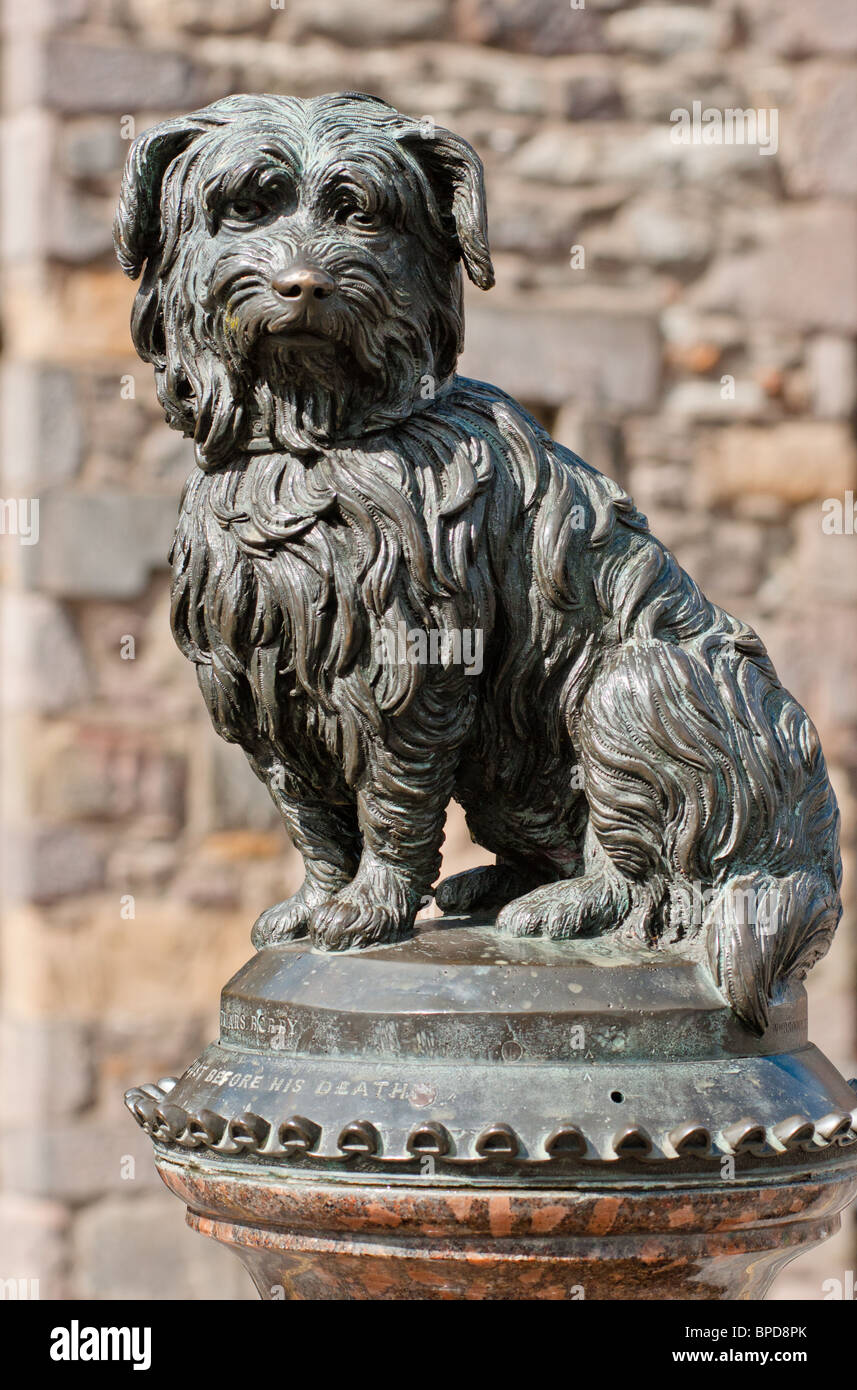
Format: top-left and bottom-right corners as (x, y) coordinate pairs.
(127, 915), (857, 1300)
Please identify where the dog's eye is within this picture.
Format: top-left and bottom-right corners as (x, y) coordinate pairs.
(222, 198), (268, 223)
(348, 210), (381, 230)
(335, 206), (381, 231)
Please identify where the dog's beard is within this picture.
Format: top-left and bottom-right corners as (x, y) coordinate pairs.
(167, 240), (456, 461)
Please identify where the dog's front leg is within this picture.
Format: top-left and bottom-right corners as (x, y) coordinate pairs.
(309, 710), (463, 952)
(250, 764), (362, 947)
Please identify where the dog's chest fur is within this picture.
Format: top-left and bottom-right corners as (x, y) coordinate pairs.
(168, 380), (640, 792)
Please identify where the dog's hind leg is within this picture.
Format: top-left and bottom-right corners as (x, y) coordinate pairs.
(442, 776), (586, 916)
(497, 828), (663, 940)
(498, 639), (716, 942)
(436, 860), (549, 914)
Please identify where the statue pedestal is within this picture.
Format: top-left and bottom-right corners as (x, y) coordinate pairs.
(157, 1159), (856, 1301)
(127, 916), (857, 1301)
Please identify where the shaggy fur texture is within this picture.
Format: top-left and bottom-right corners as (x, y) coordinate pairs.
(115, 92), (841, 1035)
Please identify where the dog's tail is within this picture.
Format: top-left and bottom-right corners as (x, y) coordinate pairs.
(704, 867), (841, 1035)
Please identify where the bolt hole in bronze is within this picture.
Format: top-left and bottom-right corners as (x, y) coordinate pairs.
(116, 93), (857, 1301)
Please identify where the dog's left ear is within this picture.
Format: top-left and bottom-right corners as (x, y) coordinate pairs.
(401, 124), (495, 290)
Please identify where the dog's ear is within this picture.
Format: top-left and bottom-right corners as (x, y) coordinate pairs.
(401, 124), (495, 290)
(114, 116), (209, 279)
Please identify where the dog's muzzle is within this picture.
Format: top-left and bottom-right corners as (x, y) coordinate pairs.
(268, 261), (336, 342)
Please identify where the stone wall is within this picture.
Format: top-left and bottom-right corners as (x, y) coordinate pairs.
(1, 0), (855, 1300)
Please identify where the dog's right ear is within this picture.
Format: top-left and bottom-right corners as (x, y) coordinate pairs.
(114, 117), (208, 279)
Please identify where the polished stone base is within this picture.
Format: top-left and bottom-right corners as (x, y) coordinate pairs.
(157, 1156), (857, 1301)
(127, 915), (857, 1300)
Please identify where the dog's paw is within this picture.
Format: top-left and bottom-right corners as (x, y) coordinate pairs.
(497, 875), (624, 940)
(251, 888), (317, 948)
(496, 885), (553, 937)
(435, 863), (540, 914)
(309, 872), (416, 952)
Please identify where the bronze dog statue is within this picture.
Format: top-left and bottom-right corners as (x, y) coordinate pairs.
(115, 92), (840, 1034)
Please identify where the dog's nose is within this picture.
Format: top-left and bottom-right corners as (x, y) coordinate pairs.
(271, 263), (336, 303)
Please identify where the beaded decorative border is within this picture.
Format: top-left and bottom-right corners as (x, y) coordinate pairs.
(126, 1077), (857, 1168)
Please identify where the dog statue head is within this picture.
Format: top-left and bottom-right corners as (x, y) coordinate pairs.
(114, 92), (494, 465)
